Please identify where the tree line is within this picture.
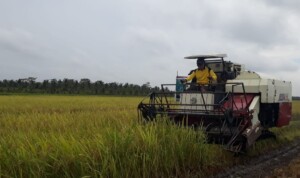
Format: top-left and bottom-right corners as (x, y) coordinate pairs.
(0, 77), (167, 96)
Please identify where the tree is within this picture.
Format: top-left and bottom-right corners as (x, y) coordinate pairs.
(0, 78), (162, 96)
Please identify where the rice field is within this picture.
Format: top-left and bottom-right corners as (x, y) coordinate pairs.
(0, 95), (227, 178)
(0, 95), (299, 177)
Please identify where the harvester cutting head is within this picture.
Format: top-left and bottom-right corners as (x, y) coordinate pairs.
(138, 54), (292, 153)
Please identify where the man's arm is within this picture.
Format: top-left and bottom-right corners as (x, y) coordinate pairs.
(186, 71), (196, 81)
(209, 70), (217, 81)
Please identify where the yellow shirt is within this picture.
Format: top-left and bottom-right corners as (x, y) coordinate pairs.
(186, 67), (217, 85)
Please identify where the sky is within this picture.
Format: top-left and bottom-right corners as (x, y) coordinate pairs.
(0, 0), (300, 95)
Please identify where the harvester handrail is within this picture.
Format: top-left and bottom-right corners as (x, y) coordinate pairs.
(230, 83), (249, 111)
(157, 82), (249, 113)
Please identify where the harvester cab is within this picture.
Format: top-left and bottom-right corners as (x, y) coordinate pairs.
(138, 54), (292, 153)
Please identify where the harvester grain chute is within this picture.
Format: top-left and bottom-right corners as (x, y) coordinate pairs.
(138, 54), (292, 153)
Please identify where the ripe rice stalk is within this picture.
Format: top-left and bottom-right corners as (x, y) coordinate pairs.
(0, 95), (299, 177)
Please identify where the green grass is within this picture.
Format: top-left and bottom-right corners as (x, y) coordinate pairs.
(0, 96), (226, 178)
(0, 96), (299, 177)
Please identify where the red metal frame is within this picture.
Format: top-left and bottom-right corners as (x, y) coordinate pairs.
(277, 102), (292, 127)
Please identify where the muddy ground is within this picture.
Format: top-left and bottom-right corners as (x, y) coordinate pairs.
(267, 155), (300, 178)
(213, 138), (300, 178)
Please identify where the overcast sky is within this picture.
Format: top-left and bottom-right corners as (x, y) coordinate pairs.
(0, 0), (300, 95)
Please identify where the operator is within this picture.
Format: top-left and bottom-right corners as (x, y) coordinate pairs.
(181, 58), (217, 90)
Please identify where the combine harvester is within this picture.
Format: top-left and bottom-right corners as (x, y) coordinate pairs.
(138, 54), (292, 153)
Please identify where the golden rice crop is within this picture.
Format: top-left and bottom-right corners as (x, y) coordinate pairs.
(0, 95), (299, 177)
(293, 100), (300, 113)
(0, 95), (225, 178)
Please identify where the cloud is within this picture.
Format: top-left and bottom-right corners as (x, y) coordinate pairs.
(195, 1), (294, 47)
(262, 0), (300, 11)
(0, 0), (300, 95)
(0, 28), (43, 60)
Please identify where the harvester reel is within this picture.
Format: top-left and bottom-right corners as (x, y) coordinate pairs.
(205, 123), (226, 144)
(224, 109), (234, 126)
(138, 103), (157, 121)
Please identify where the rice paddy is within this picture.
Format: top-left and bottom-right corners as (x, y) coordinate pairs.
(0, 95), (299, 177)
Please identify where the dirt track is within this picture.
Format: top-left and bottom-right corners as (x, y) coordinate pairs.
(266, 153), (300, 178)
(213, 138), (300, 178)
